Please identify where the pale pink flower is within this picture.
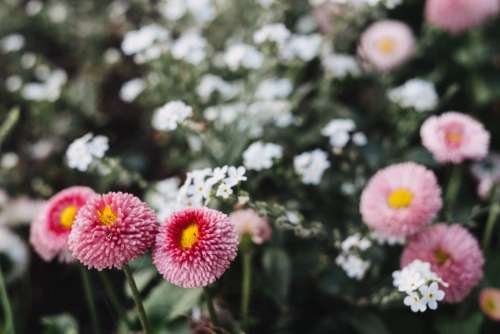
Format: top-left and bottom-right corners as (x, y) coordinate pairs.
(360, 162), (442, 238)
(480, 288), (500, 321)
(421, 112), (490, 164)
(229, 209), (272, 245)
(30, 186), (95, 262)
(401, 224), (484, 303)
(425, 0), (499, 34)
(153, 207), (238, 288)
(68, 192), (158, 270)
(358, 20), (416, 72)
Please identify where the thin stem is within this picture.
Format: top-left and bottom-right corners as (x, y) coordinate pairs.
(79, 266), (100, 334)
(240, 251), (253, 330)
(122, 264), (151, 334)
(205, 289), (220, 327)
(0, 108), (20, 151)
(445, 165), (462, 222)
(0, 264), (14, 334)
(98, 272), (131, 326)
(482, 187), (500, 251)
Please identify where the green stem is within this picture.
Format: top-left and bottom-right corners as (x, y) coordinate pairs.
(445, 165), (462, 222)
(98, 272), (131, 326)
(79, 266), (100, 334)
(0, 264), (14, 334)
(122, 264), (151, 334)
(205, 289), (220, 327)
(241, 251), (253, 330)
(482, 188), (500, 251)
(0, 108), (20, 151)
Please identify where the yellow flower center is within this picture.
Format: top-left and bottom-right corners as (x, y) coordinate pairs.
(446, 131), (463, 144)
(377, 37), (396, 54)
(387, 188), (413, 209)
(486, 298), (497, 311)
(60, 205), (77, 229)
(180, 223), (199, 249)
(97, 205), (117, 227)
(435, 248), (450, 265)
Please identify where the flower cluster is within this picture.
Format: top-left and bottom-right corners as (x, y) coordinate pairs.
(66, 134), (109, 172)
(335, 233), (372, 280)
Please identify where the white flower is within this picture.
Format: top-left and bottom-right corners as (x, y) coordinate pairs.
(393, 268), (425, 293)
(0, 153), (18, 169)
(5, 76), (22, 92)
(336, 254), (371, 280)
(371, 231), (405, 246)
(255, 78), (293, 100)
(341, 233), (372, 252)
(294, 149), (330, 185)
(321, 119), (356, 149)
(120, 78), (146, 102)
(0, 228), (29, 282)
(171, 31), (207, 65)
(0, 34), (25, 53)
(151, 101), (193, 131)
(22, 69), (67, 102)
(224, 43), (264, 71)
(388, 79), (438, 112)
(254, 23), (291, 45)
(226, 166), (247, 186)
(48, 3), (68, 23)
(159, 0), (216, 24)
(404, 292), (427, 313)
(352, 132), (368, 146)
(216, 182), (233, 199)
(419, 282), (445, 310)
(279, 34), (322, 62)
(243, 142), (283, 171)
(197, 74), (242, 101)
(145, 177), (182, 221)
(66, 133), (109, 172)
(322, 53), (361, 79)
(121, 24), (170, 56)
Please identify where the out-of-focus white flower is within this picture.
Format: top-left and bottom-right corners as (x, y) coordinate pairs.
(322, 53), (361, 79)
(171, 30), (207, 65)
(0, 34), (25, 53)
(104, 48), (121, 64)
(370, 230), (405, 246)
(336, 253), (371, 280)
(159, 0), (216, 24)
(21, 53), (36, 69)
(294, 149), (330, 185)
(121, 24), (170, 56)
(145, 177), (182, 221)
(243, 142), (283, 171)
(225, 166), (247, 186)
(25, 0), (43, 15)
(48, 3), (68, 23)
(296, 15), (317, 33)
(224, 44), (264, 71)
(22, 69), (67, 102)
(280, 34), (322, 62)
(254, 23), (291, 45)
(151, 101), (193, 131)
(321, 119), (356, 149)
(1, 153), (19, 169)
(255, 78), (293, 100)
(29, 139), (56, 160)
(388, 78), (438, 112)
(352, 132), (368, 146)
(5, 76), (22, 92)
(120, 78), (146, 102)
(341, 233), (372, 252)
(66, 133), (109, 172)
(0, 196), (45, 226)
(197, 74), (242, 102)
(257, 0), (275, 7)
(0, 228), (29, 282)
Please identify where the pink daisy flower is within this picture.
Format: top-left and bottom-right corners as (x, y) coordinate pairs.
(229, 209), (272, 245)
(421, 112), (490, 164)
(401, 224), (484, 303)
(29, 186), (95, 262)
(360, 162), (442, 238)
(358, 20), (415, 72)
(480, 288), (500, 321)
(153, 207), (238, 288)
(425, 0), (499, 34)
(68, 192), (158, 270)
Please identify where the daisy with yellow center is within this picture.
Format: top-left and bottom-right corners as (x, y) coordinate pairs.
(180, 223), (199, 249)
(377, 37), (396, 54)
(97, 205), (117, 227)
(387, 188), (414, 209)
(60, 205), (78, 229)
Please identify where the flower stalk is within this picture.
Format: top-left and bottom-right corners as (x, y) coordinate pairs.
(79, 266), (100, 334)
(445, 165), (462, 222)
(240, 235), (253, 330)
(482, 186), (500, 251)
(122, 264), (151, 334)
(0, 264), (14, 334)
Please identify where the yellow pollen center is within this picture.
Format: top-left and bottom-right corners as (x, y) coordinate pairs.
(446, 132), (463, 144)
(486, 299), (497, 311)
(180, 223), (199, 249)
(435, 249), (450, 265)
(60, 205), (77, 229)
(387, 188), (413, 209)
(97, 205), (117, 227)
(377, 37), (396, 54)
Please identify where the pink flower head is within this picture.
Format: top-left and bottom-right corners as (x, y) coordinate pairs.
(480, 288), (500, 321)
(401, 224), (484, 303)
(358, 20), (415, 72)
(229, 209), (272, 245)
(425, 0), (499, 34)
(421, 112), (490, 164)
(153, 207), (238, 288)
(30, 186), (95, 262)
(360, 162), (442, 238)
(68, 192), (158, 270)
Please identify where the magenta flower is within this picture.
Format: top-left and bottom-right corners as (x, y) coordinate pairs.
(421, 112), (490, 164)
(68, 192), (158, 270)
(153, 207), (238, 288)
(229, 209), (272, 245)
(30, 186), (95, 262)
(425, 0), (499, 34)
(401, 224), (484, 303)
(360, 162), (442, 238)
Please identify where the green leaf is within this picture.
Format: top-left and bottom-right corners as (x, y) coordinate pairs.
(346, 312), (390, 334)
(41, 313), (79, 334)
(435, 312), (483, 334)
(262, 247), (291, 305)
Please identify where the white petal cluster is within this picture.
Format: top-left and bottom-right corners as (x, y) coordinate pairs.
(254, 23), (291, 46)
(243, 142), (283, 171)
(66, 133), (109, 172)
(171, 30), (207, 65)
(279, 34), (322, 62)
(293, 149), (330, 185)
(335, 233), (372, 280)
(223, 43), (264, 71)
(393, 260), (447, 313)
(321, 119), (367, 149)
(370, 231), (405, 246)
(151, 101), (193, 131)
(121, 24), (170, 58)
(22, 68), (67, 102)
(145, 177), (182, 221)
(159, 0), (216, 24)
(177, 166), (247, 207)
(255, 78), (293, 101)
(0, 228), (29, 282)
(0, 34), (25, 53)
(197, 74), (242, 102)
(388, 79), (438, 112)
(322, 53), (361, 79)
(120, 78), (146, 102)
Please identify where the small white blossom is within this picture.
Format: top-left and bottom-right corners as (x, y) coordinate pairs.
(152, 101), (193, 131)
(294, 149), (330, 185)
(66, 133), (109, 172)
(197, 74), (242, 101)
(322, 53), (361, 79)
(120, 78), (145, 102)
(0, 34), (25, 53)
(254, 23), (291, 45)
(336, 254), (371, 280)
(171, 31), (207, 65)
(280, 34), (322, 62)
(255, 78), (293, 100)
(404, 292), (427, 313)
(388, 79), (438, 112)
(321, 119), (356, 149)
(419, 282), (445, 310)
(121, 24), (170, 56)
(216, 182), (233, 199)
(243, 142), (283, 171)
(225, 166), (247, 186)
(224, 44), (264, 71)
(159, 0), (216, 24)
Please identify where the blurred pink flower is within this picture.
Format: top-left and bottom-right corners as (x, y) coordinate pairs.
(229, 209), (272, 244)
(360, 162), (442, 238)
(421, 112), (490, 164)
(68, 192), (158, 270)
(480, 288), (500, 321)
(30, 186), (95, 262)
(425, 0), (499, 34)
(358, 20), (415, 72)
(153, 207), (238, 288)
(401, 224), (484, 303)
